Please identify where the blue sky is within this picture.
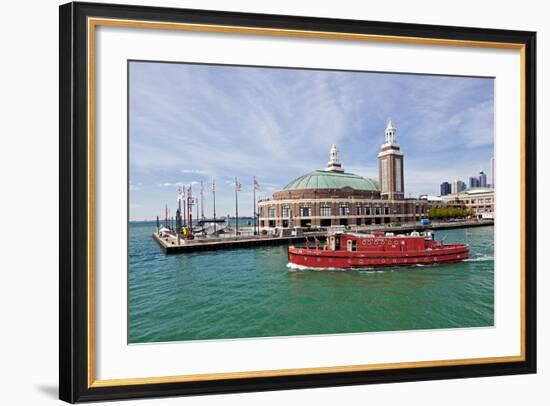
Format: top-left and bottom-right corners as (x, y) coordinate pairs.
(129, 61), (494, 221)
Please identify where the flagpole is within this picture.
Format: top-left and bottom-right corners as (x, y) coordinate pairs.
(181, 185), (187, 228)
(253, 176), (257, 235)
(187, 185), (193, 239)
(177, 187), (182, 245)
(212, 178), (217, 235)
(200, 180), (204, 219)
(235, 177), (239, 236)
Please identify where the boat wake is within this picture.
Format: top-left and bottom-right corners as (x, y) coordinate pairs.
(286, 262), (381, 272)
(286, 262), (346, 272)
(463, 255), (494, 262)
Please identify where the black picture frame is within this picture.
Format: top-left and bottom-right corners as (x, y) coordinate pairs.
(59, 1), (537, 403)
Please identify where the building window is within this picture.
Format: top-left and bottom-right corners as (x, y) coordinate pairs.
(261, 207), (266, 217)
(384, 206), (390, 215)
(339, 205), (349, 216)
(382, 159), (389, 192)
(395, 158), (402, 193)
(320, 206), (331, 217)
(375, 207), (381, 215)
(282, 206), (290, 218)
(268, 207), (275, 218)
(300, 206), (311, 217)
(355, 206), (362, 215)
(365, 206), (371, 215)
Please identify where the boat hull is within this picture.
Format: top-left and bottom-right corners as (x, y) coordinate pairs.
(288, 244), (469, 269)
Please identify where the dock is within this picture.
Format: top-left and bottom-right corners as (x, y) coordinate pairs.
(153, 220), (493, 254)
(153, 233), (316, 254)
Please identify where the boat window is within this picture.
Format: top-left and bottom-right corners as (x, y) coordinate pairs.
(362, 239), (366, 245)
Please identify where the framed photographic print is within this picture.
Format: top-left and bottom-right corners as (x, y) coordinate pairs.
(59, 1), (537, 403)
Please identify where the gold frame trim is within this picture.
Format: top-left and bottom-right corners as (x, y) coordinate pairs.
(87, 17), (527, 388)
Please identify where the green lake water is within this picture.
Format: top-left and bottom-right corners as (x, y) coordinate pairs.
(128, 223), (494, 343)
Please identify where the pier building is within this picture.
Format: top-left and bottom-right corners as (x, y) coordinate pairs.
(258, 121), (432, 231)
(442, 187), (495, 219)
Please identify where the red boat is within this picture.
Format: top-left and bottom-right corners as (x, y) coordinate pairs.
(288, 231), (469, 269)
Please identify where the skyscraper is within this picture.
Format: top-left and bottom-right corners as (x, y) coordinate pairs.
(491, 157), (495, 188)
(440, 181), (451, 196)
(469, 176), (480, 188)
(452, 179), (466, 194)
(478, 170), (487, 188)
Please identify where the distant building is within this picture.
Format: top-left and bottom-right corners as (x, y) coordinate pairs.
(468, 177), (480, 188)
(440, 182), (452, 196)
(491, 157), (495, 188)
(478, 170), (487, 187)
(442, 187), (495, 219)
(451, 179), (466, 194)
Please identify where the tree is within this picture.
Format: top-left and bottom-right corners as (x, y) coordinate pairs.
(428, 206), (474, 220)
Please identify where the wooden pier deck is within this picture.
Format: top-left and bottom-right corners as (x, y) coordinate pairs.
(153, 232), (316, 254)
(153, 220), (493, 254)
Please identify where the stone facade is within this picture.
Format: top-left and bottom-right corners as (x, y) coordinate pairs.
(258, 194), (430, 229)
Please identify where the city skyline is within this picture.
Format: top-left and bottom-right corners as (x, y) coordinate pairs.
(440, 166), (493, 196)
(129, 61), (494, 220)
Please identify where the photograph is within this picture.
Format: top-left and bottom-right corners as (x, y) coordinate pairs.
(128, 61), (496, 344)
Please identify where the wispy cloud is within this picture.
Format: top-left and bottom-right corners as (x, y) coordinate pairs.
(158, 182), (182, 188)
(181, 169), (206, 175)
(129, 62), (493, 220)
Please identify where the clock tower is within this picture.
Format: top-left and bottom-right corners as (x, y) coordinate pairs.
(378, 120), (404, 200)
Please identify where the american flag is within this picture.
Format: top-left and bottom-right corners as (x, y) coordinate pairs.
(254, 178), (260, 191)
(235, 178), (242, 192)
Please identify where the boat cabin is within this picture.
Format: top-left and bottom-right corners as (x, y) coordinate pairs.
(326, 232), (438, 253)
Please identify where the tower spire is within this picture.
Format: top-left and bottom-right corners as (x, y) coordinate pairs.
(384, 119), (398, 145)
(326, 144), (344, 172)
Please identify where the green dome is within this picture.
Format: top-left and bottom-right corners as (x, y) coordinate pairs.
(283, 170), (379, 191)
